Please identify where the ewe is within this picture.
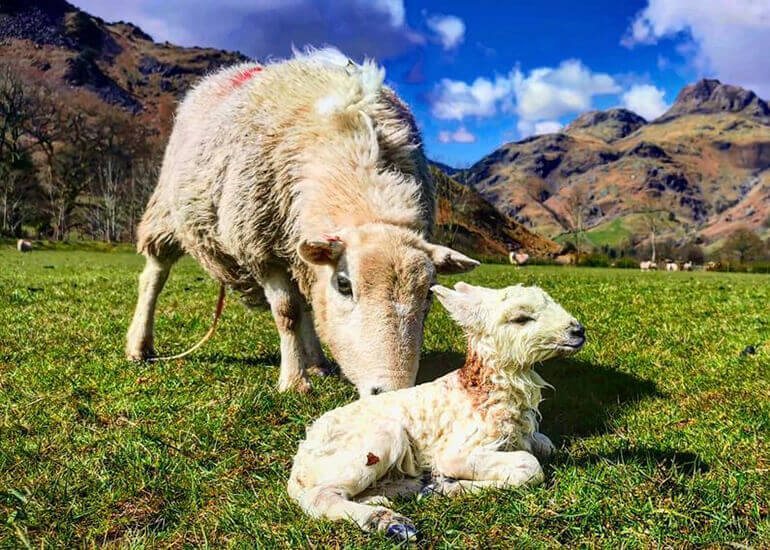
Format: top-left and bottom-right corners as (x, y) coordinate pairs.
(288, 282), (585, 541)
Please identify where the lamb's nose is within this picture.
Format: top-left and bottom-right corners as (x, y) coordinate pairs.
(570, 322), (585, 338)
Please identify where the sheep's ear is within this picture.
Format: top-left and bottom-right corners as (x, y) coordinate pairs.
(423, 243), (480, 274)
(431, 284), (480, 328)
(298, 235), (345, 265)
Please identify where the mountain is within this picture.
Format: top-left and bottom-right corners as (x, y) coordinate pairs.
(0, 0), (247, 132)
(465, 79), (770, 245)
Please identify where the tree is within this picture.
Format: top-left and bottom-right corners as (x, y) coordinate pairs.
(634, 193), (669, 262)
(561, 182), (590, 260)
(721, 227), (766, 264)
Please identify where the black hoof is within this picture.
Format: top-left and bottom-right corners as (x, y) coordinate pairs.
(386, 522), (418, 542)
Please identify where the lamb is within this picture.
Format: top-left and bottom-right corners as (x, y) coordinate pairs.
(683, 261), (693, 271)
(665, 260), (679, 272)
(640, 260), (657, 271)
(126, 48), (477, 396)
(509, 251), (529, 265)
(288, 281), (585, 541)
(16, 239), (31, 252)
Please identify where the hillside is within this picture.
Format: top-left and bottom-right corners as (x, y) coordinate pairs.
(465, 79), (770, 245)
(431, 165), (559, 258)
(0, 0), (247, 133)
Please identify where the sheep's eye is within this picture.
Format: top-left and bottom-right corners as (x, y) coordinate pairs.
(510, 314), (534, 324)
(336, 274), (353, 297)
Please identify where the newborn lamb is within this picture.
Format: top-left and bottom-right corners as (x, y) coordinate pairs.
(288, 282), (585, 541)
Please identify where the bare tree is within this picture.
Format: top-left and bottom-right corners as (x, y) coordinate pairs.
(561, 182), (590, 260)
(634, 194), (668, 263)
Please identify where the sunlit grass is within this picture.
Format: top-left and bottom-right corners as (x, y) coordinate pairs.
(1, 249), (768, 547)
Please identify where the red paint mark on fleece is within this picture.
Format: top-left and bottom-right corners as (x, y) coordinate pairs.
(229, 66), (262, 88)
(366, 452), (380, 466)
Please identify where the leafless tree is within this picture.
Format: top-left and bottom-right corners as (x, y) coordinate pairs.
(561, 182), (590, 260)
(634, 194), (668, 263)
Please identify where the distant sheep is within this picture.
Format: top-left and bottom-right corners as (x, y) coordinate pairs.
(666, 261), (679, 272)
(640, 261), (657, 271)
(683, 261), (693, 271)
(509, 252), (529, 265)
(288, 282), (585, 541)
(555, 253), (574, 265)
(17, 239), (32, 252)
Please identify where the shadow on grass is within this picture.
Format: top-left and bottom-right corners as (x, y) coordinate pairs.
(194, 352), (281, 368)
(554, 447), (709, 474)
(418, 352), (661, 444)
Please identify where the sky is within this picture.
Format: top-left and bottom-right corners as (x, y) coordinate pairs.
(73, 0), (770, 167)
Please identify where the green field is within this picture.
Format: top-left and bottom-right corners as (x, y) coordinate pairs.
(1, 249), (768, 548)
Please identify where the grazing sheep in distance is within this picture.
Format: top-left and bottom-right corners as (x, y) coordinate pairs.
(17, 239), (32, 252)
(509, 251), (529, 265)
(288, 282), (585, 541)
(705, 261), (718, 271)
(640, 261), (657, 271)
(125, 48), (478, 397)
(666, 260), (679, 272)
(683, 261), (693, 271)
(555, 253), (574, 265)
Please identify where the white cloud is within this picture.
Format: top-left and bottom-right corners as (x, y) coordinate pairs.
(621, 84), (668, 120)
(512, 59), (620, 121)
(430, 75), (513, 119)
(437, 126), (477, 143)
(534, 120), (564, 135)
(622, 0), (770, 97)
(426, 14), (465, 50)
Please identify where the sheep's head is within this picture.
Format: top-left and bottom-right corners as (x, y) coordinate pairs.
(298, 224), (478, 396)
(432, 282), (585, 369)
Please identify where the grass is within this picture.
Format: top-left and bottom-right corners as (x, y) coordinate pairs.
(1, 248), (768, 548)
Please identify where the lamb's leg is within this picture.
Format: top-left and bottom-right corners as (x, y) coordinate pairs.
(355, 477), (425, 506)
(262, 269), (311, 393)
(302, 487), (418, 541)
(526, 432), (555, 461)
(126, 252), (180, 360)
(430, 450), (544, 496)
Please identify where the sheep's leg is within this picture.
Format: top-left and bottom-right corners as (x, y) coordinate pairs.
(298, 303), (334, 377)
(126, 252), (180, 360)
(302, 487), (418, 541)
(262, 269), (311, 393)
(434, 450), (544, 490)
(355, 477), (425, 506)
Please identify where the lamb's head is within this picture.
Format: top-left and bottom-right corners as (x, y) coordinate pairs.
(432, 282), (585, 369)
(298, 224), (478, 396)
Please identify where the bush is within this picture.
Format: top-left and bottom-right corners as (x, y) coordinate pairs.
(577, 254), (611, 267)
(614, 257), (639, 269)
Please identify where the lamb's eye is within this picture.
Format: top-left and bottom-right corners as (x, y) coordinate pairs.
(336, 274), (353, 297)
(510, 314), (534, 324)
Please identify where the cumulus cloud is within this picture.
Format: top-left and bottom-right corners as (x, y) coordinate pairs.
(621, 84), (668, 120)
(430, 59), (619, 137)
(426, 14), (465, 50)
(71, 0), (423, 60)
(622, 0), (770, 97)
(429, 75), (514, 119)
(437, 126), (476, 144)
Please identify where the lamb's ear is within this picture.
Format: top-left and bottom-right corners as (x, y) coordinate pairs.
(298, 235), (345, 265)
(423, 243), (480, 274)
(431, 284), (480, 328)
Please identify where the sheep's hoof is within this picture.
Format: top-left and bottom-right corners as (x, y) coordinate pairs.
(306, 361), (339, 377)
(125, 346), (154, 362)
(385, 520), (419, 543)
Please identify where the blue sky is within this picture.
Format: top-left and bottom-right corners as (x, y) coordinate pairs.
(74, 0), (770, 167)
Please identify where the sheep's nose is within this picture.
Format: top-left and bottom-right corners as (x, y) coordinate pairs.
(570, 322), (585, 338)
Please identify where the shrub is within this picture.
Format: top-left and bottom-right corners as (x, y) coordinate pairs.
(614, 257), (639, 269)
(577, 254), (611, 267)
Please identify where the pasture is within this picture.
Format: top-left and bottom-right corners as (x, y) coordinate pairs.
(1, 249), (768, 548)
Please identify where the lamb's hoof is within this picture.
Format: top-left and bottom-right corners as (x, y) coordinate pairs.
(418, 483), (437, 500)
(278, 376), (312, 394)
(385, 520), (419, 543)
(125, 346), (154, 362)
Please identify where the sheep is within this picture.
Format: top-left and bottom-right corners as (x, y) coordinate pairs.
(640, 261), (657, 271)
(16, 239), (31, 252)
(126, 48), (478, 396)
(666, 260), (679, 272)
(683, 261), (693, 271)
(288, 281), (585, 541)
(509, 252), (529, 265)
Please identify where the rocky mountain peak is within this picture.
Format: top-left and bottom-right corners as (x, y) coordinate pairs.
(565, 108), (647, 142)
(660, 78), (770, 122)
